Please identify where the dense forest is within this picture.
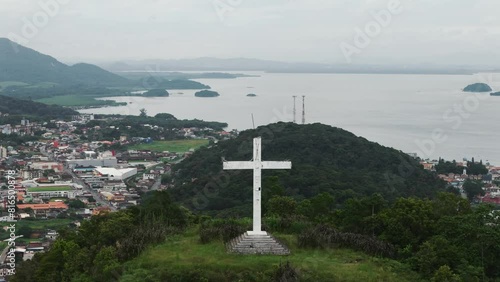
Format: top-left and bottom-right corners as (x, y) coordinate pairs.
(0, 95), (78, 117)
(169, 122), (446, 217)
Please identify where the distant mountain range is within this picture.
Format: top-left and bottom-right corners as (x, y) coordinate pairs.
(0, 38), (128, 86)
(101, 57), (490, 75)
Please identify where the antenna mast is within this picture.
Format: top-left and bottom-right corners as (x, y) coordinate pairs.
(292, 96), (297, 123)
(302, 95), (306, 124)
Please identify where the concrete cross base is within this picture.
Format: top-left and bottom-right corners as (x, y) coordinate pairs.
(226, 232), (291, 255)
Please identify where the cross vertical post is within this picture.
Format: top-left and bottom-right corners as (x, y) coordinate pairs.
(223, 137), (292, 236)
(253, 137), (262, 234)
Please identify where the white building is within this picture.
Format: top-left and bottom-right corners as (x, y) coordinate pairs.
(67, 157), (118, 168)
(94, 167), (137, 181)
(143, 173), (156, 180)
(0, 146), (7, 159)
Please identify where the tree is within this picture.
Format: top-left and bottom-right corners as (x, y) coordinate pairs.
(463, 180), (484, 201)
(18, 226), (33, 238)
(298, 192), (335, 222)
(431, 265), (461, 282)
(154, 113), (176, 120)
(92, 246), (121, 282)
(411, 236), (463, 278)
(68, 199), (86, 209)
(139, 108), (147, 117)
(377, 197), (436, 249)
(266, 196), (297, 218)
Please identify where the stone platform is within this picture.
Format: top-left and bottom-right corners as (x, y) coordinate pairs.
(226, 232), (290, 255)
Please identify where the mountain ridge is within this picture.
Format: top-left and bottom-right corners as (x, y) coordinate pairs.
(0, 38), (128, 86)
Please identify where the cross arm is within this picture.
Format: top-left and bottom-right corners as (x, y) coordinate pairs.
(262, 161), (292, 169)
(223, 161), (254, 170)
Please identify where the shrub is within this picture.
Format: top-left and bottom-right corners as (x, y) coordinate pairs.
(298, 224), (396, 258)
(199, 219), (249, 244)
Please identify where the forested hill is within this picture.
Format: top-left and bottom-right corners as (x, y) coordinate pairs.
(170, 122), (445, 216)
(0, 95), (77, 117)
(0, 38), (128, 86)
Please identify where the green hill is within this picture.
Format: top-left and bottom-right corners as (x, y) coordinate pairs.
(170, 122), (445, 216)
(0, 38), (128, 86)
(143, 89), (169, 97)
(0, 95), (77, 117)
(195, 90), (220, 97)
(119, 227), (421, 282)
(463, 83), (492, 92)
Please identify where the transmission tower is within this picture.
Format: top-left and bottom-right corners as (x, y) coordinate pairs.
(302, 95), (306, 124)
(292, 96), (297, 123)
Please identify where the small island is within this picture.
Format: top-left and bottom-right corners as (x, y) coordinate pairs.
(195, 90), (220, 97)
(491, 92), (500, 96)
(246, 93), (257, 97)
(463, 83), (492, 92)
(143, 89), (169, 97)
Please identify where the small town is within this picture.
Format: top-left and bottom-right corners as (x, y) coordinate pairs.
(0, 113), (238, 272)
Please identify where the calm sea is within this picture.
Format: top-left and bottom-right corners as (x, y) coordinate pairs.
(79, 72), (500, 164)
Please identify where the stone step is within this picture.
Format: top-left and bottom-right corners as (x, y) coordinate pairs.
(226, 232), (290, 255)
(234, 244), (286, 248)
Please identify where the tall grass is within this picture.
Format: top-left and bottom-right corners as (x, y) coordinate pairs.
(298, 224), (396, 258)
(199, 219), (250, 243)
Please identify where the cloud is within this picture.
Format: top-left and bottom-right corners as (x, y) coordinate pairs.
(0, 0), (499, 66)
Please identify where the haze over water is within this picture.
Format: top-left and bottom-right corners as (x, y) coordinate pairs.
(80, 72), (500, 164)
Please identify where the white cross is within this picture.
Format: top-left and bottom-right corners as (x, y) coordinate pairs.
(223, 137), (292, 235)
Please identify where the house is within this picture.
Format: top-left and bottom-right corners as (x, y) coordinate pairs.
(45, 230), (59, 240)
(26, 242), (44, 252)
(92, 206), (111, 216)
(17, 202), (69, 217)
(143, 173), (156, 180)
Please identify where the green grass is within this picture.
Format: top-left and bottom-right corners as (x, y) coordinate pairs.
(26, 82), (59, 88)
(28, 186), (73, 192)
(0, 81), (29, 88)
(129, 139), (209, 153)
(120, 228), (422, 282)
(49, 197), (67, 202)
(35, 95), (126, 107)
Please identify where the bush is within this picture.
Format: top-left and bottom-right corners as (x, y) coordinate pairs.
(199, 219), (249, 244)
(298, 224), (396, 258)
(273, 261), (299, 282)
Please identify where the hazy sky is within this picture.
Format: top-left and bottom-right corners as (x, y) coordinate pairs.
(1, 0), (499, 66)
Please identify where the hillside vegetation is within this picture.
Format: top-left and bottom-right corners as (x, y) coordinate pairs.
(0, 95), (77, 117)
(0, 38), (128, 86)
(170, 122), (445, 216)
(463, 83), (492, 92)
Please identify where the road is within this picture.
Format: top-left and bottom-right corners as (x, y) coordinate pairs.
(40, 148), (116, 211)
(65, 167), (117, 211)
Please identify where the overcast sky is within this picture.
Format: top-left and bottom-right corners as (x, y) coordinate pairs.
(1, 0), (499, 66)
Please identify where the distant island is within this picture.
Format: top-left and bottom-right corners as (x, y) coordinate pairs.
(195, 90), (220, 97)
(246, 93), (257, 97)
(491, 92), (500, 96)
(143, 89), (169, 97)
(463, 83), (492, 92)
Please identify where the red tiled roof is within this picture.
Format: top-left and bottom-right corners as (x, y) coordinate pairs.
(17, 202), (68, 210)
